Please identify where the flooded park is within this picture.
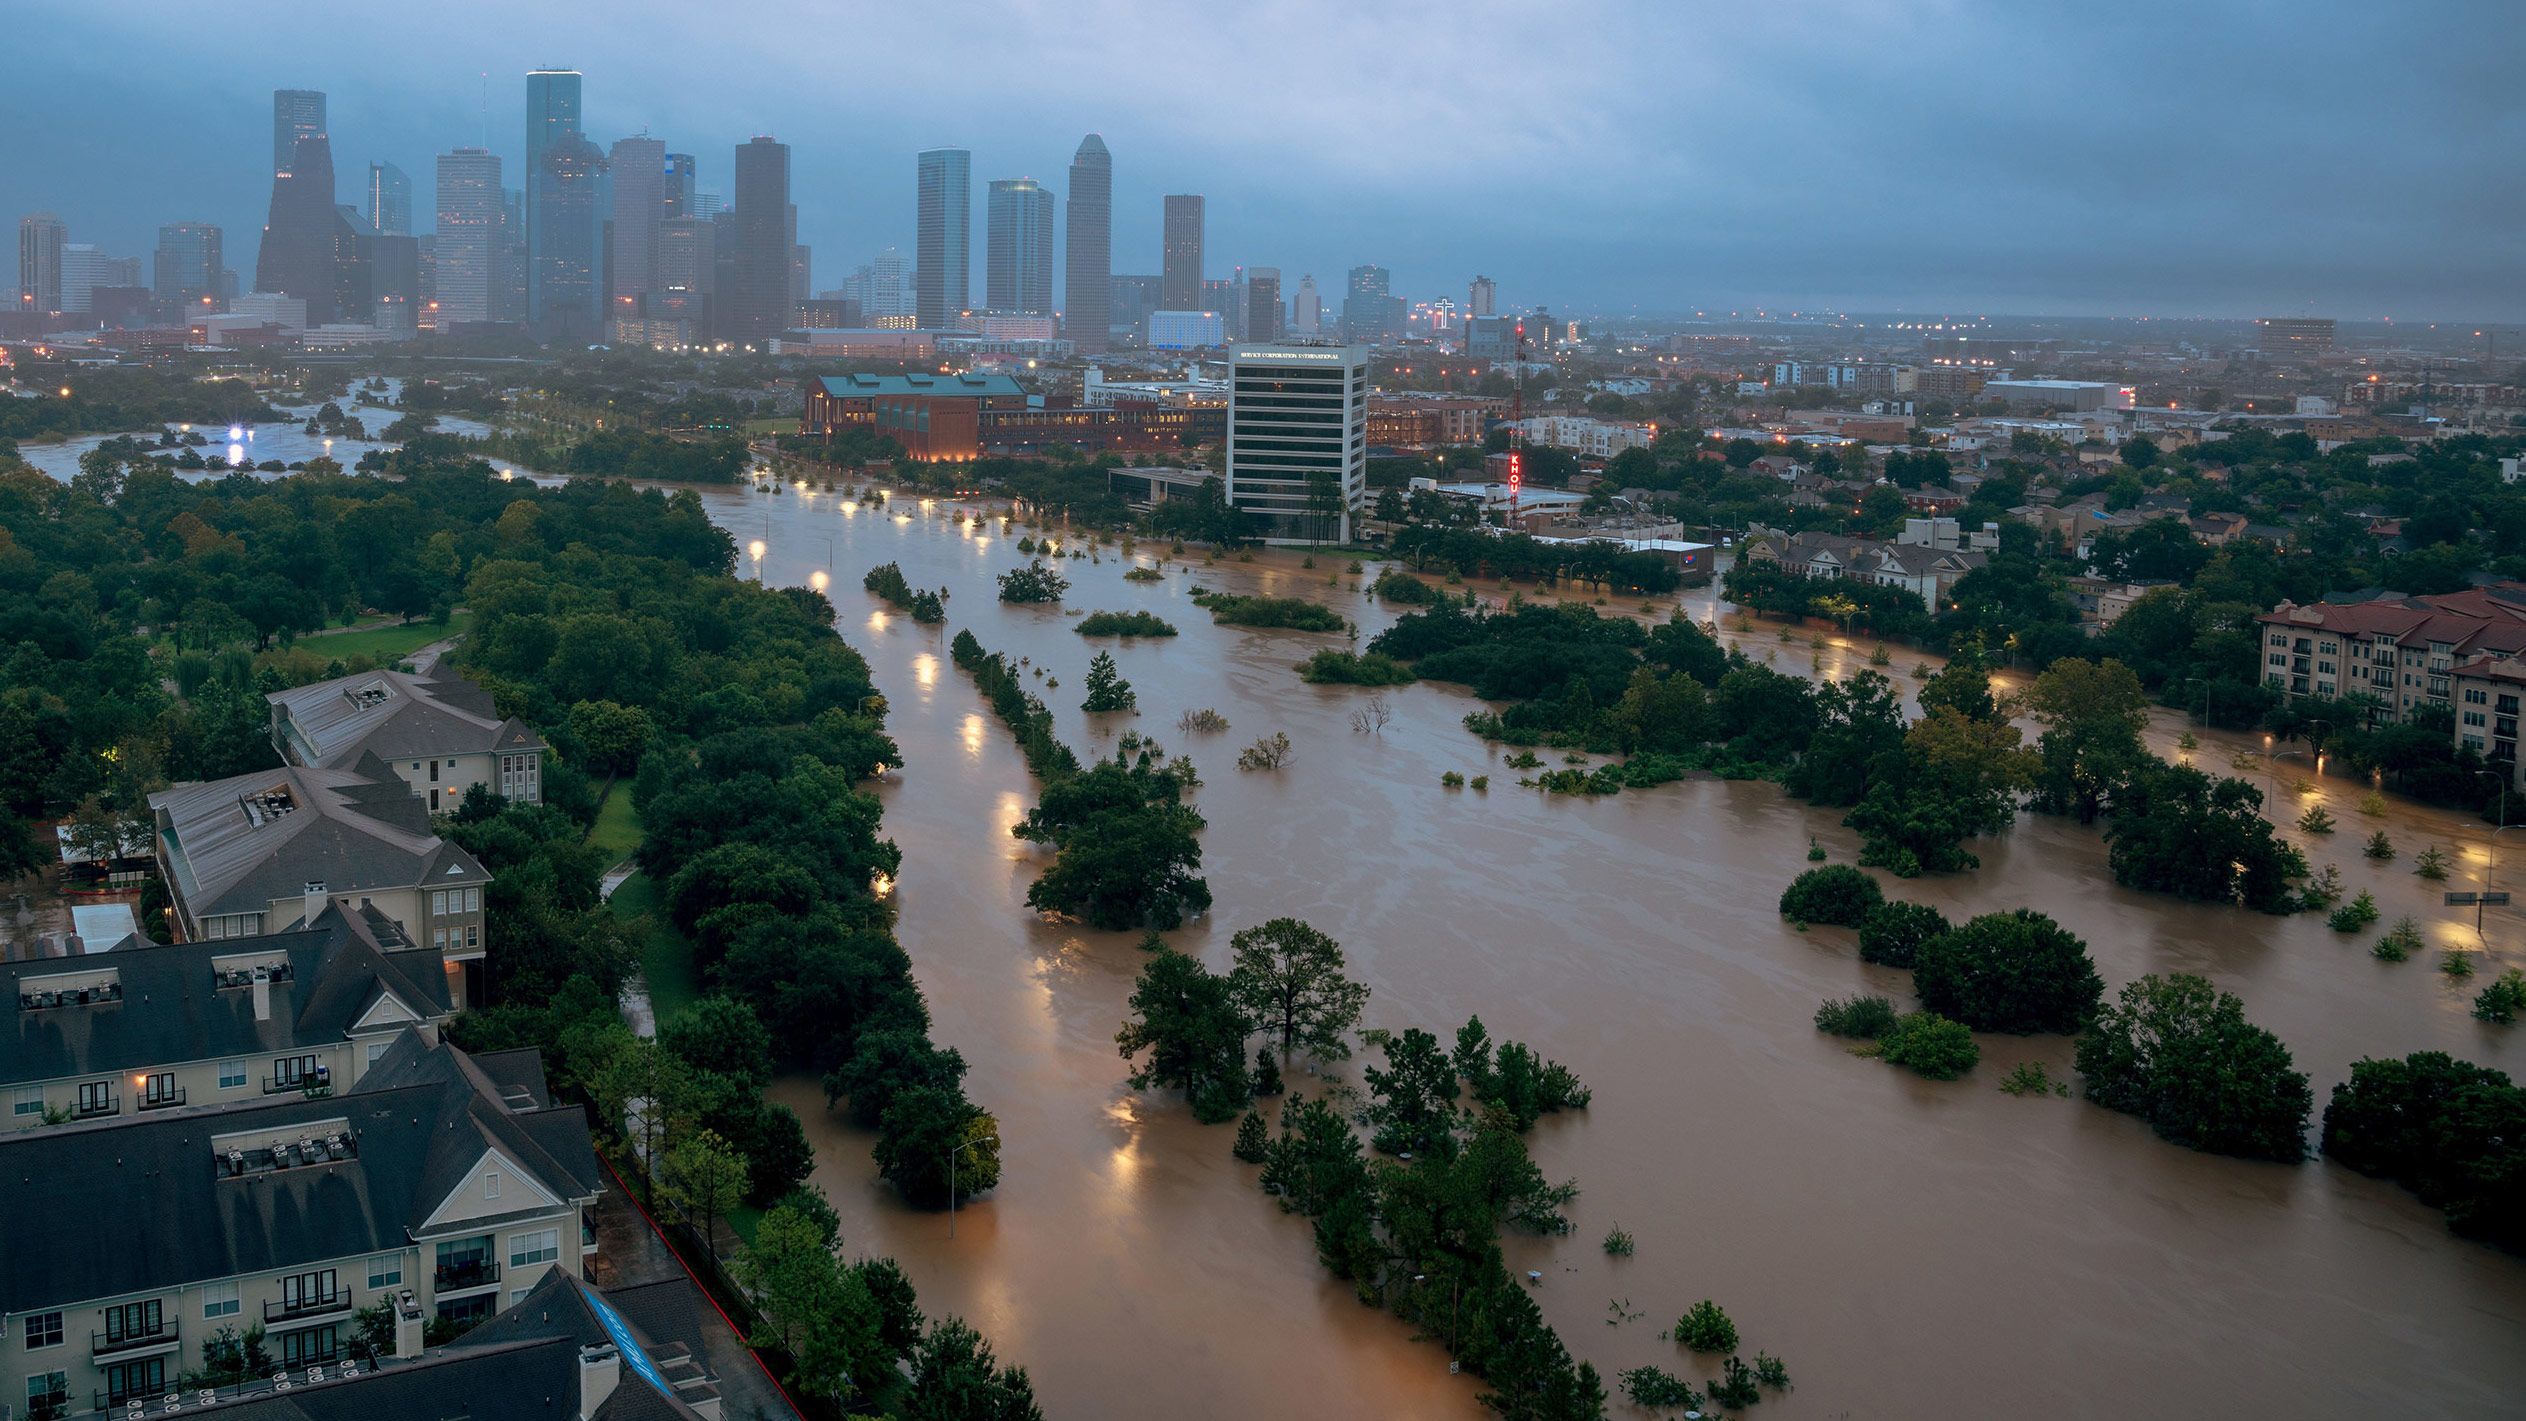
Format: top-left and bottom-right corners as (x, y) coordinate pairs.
(700, 479), (2526, 1420)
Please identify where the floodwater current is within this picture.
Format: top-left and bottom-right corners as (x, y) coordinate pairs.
(687, 479), (2526, 1418)
(712, 482), (2526, 1419)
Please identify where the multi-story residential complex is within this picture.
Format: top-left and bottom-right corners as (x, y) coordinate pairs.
(1226, 342), (1369, 544)
(1737, 531), (1988, 613)
(2257, 585), (2526, 729)
(2453, 656), (2526, 793)
(145, 757), (491, 990)
(0, 1032), (600, 1415)
(2, 903), (455, 1129)
(270, 670), (546, 812)
(1367, 396), (1501, 449)
(1512, 414), (1656, 459)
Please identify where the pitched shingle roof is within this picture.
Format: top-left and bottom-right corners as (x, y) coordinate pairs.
(149, 754), (488, 918)
(270, 669), (545, 771)
(0, 903), (453, 1087)
(0, 1035), (598, 1314)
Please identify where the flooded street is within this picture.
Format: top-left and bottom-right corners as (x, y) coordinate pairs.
(742, 483), (2520, 1419)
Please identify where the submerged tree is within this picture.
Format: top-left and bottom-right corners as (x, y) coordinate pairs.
(1227, 918), (1370, 1065)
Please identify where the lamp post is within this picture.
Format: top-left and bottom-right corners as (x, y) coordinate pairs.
(947, 1130), (999, 1239)
(747, 539), (766, 580)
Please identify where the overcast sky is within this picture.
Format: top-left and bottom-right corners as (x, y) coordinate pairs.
(11, 0), (2524, 321)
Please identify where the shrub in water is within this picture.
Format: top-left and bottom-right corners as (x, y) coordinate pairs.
(1879, 1011), (1980, 1080)
(2472, 969), (2526, 1024)
(2328, 890), (2380, 933)
(1912, 908), (2103, 1035)
(1857, 900), (1951, 970)
(1674, 1300), (1738, 1354)
(2371, 918), (2422, 962)
(1778, 865), (1883, 927)
(2362, 830), (2394, 860)
(1813, 994), (1899, 1039)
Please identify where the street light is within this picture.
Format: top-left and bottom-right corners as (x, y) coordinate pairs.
(809, 570), (829, 593)
(947, 1131), (1000, 1239)
(747, 539), (766, 579)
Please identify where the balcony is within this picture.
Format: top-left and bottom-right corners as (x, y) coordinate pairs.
(92, 1318), (178, 1359)
(74, 1094), (119, 1119)
(137, 1087), (187, 1112)
(263, 1065), (332, 1096)
(433, 1257), (501, 1294)
(97, 1381), (172, 1412)
(264, 1288), (351, 1325)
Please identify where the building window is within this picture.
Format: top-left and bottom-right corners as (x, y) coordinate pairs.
(25, 1372), (66, 1419)
(24, 1311), (62, 1348)
(508, 1228), (559, 1268)
(219, 1059), (246, 1089)
(367, 1254), (403, 1290)
(465, 924), (480, 950)
(102, 1359), (166, 1407)
(483, 1170), (500, 1200)
(102, 1301), (162, 1346)
(432, 890), (448, 917)
(143, 1072), (178, 1107)
(278, 1325), (338, 1368)
(433, 928), (448, 952)
(202, 1281), (239, 1318)
(75, 1080), (113, 1116)
(12, 1086), (41, 1117)
(272, 1054), (319, 1088)
(464, 887), (481, 913)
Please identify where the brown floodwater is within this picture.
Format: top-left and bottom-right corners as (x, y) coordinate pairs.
(712, 484), (2526, 1420)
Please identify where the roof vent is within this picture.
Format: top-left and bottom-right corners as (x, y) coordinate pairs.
(345, 683), (392, 710)
(241, 786), (298, 826)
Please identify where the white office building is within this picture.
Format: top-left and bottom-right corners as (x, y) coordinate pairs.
(1226, 342), (1369, 544)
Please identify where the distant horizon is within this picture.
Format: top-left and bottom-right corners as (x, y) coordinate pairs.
(9, 1), (2523, 324)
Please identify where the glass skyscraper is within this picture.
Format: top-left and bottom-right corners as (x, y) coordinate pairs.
(433, 148), (502, 327)
(914, 147), (970, 330)
(153, 223), (223, 307)
(1161, 194), (1204, 311)
(727, 136), (792, 345)
(1063, 135), (1111, 351)
(366, 161), (411, 236)
(985, 178), (1054, 316)
(523, 68), (589, 329)
(271, 89), (324, 174)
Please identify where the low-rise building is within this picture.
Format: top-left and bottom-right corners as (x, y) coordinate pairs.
(1738, 531), (1986, 612)
(270, 670), (545, 813)
(2452, 655), (2526, 793)
(2257, 584), (2526, 724)
(2, 903), (455, 1129)
(147, 756), (491, 991)
(0, 1032), (600, 1415)
(1512, 414), (1654, 459)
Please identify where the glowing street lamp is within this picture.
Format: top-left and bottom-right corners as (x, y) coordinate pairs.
(809, 570), (830, 593)
(747, 539), (767, 579)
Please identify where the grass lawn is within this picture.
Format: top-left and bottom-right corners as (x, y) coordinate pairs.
(296, 611), (473, 664)
(608, 872), (701, 1027)
(586, 779), (642, 866)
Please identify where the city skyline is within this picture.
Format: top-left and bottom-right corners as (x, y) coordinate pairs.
(6, 1), (2522, 321)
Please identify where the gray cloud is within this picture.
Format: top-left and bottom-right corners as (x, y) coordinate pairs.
(8, 0), (2522, 319)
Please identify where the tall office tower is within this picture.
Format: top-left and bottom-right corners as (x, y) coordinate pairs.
(432, 151), (499, 327)
(1226, 342), (1370, 544)
(256, 132), (342, 324)
(154, 223), (223, 307)
(1160, 194), (1204, 310)
(59, 245), (107, 314)
(365, 162), (411, 235)
(607, 135), (667, 328)
(914, 147), (970, 328)
(1290, 273), (1321, 334)
(523, 67), (584, 326)
(530, 133), (607, 339)
(329, 206), (375, 326)
(1246, 267), (1283, 341)
(497, 188), (527, 321)
(1343, 264), (1397, 341)
(984, 178), (1054, 315)
(838, 247), (913, 320)
(370, 234), (420, 328)
(723, 136), (791, 344)
(18, 212), (67, 315)
(662, 153), (696, 218)
(690, 191), (726, 219)
(1063, 134), (1111, 351)
(271, 89), (325, 173)
(654, 217), (715, 293)
(1108, 274), (1160, 343)
(789, 202), (808, 306)
(1468, 274), (1496, 318)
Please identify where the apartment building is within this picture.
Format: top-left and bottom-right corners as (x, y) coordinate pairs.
(1, 903), (455, 1130)
(269, 670), (545, 813)
(146, 754), (491, 995)
(1738, 531), (1988, 613)
(2256, 584), (2526, 726)
(0, 1033), (600, 1417)
(2451, 654), (2526, 794)
(1511, 414), (1655, 459)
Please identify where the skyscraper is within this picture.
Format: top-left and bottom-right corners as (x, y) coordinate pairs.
(1469, 275), (1496, 318)
(1063, 135), (1111, 351)
(433, 149), (501, 327)
(727, 136), (792, 344)
(530, 133), (608, 340)
(255, 131), (341, 324)
(1160, 195), (1204, 310)
(985, 178), (1054, 315)
(18, 212), (66, 316)
(271, 89), (325, 174)
(662, 153), (696, 219)
(1291, 274), (1321, 335)
(153, 223), (223, 308)
(366, 162), (411, 236)
(1343, 264), (1400, 342)
(915, 147), (970, 329)
(608, 135), (668, 329)
(523, 68), (585, 328)
(1246, 267), (1283, 342)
